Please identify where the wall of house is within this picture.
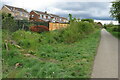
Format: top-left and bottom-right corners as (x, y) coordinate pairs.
(49, 23), (69, 31)
(1, 6), (29, 20)
(15, 11), (29, 20)
(1, 6), (14, 16)
(29, 11), (44, 22)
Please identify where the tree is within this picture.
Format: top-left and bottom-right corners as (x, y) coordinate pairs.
(81, 19), (94, 23)
(68, 14), (73, 21)
(78, 18), (80, 21)
(110, 0), (120, 23)
(2, 12), (17, 32)
(73, 18), (77, 21)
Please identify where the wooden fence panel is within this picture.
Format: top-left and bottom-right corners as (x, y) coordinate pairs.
(49, 23), (69, 31)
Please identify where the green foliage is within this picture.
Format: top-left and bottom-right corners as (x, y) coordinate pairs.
(2, 20), (100, 78)
(60, 21), (95, 43)
(81, 19), (94, 23)
(28, 23), (35, 28)
(16, 20), (36, 31)
(12, 30), (40, 50)
(12, 21), (96, 44)
(2, 30), (100, 78)
(68, 14), (73, 21)
(2, 13), (17, 32)
(93, 23), (102, 29)
(110, 1), (120, 23)
(106, 24), (120, 38)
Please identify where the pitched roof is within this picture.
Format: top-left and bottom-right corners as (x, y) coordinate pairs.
(33, 10), (49, 16)
(49, 14), (60, 17)
(32, 10), (68, 20)
(60, 17), (68, 20)
(4, 5), (29, 13)
(33, 10), (60, 17)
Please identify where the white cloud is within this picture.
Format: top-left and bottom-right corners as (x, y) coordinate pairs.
(60, 0), (114, 2)
(95, 20), (119, 25)
(0, 0), (115, 20)
(1, 0), (56, 11)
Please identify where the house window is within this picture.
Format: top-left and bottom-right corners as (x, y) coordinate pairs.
(53, 17), (55, 20)
(48, 16), (50, 19)
(39, 15), (41, 19)
(60, 18), (62, 21)
(24, 13), (28, 17)
(20, 12), (23, 16)
(46, 16), (48, 19)
(44, 15), (46, 19)
(31, 14), (34, 18)
(42, 15), (44, 19)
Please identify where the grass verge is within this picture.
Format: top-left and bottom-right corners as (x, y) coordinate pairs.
(106, 25), (120, 39)
(2, 30), (100, 78)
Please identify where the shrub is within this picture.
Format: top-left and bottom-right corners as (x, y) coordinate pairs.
(30, 25), (49, 33)
(12, 30), (41, 50)
(11, 21), (96, 45)
(104, 23), (114, 28)
(81, 19), (94, 23)
(59, 21), (95, 43)
(2, 13), (17, 32)
(93, 23), (102, 29)
(112, 26), (120, 32)
(38, 21), (95, 44)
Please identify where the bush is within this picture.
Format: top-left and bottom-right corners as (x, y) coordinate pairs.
(15, 20), (36, 31)
(81, 19), (94, 23)
(104, 23), (114, 28)
(2, 13), (17, 32)
(2, 21), (100, 78)
(106, 25), (120, 39)
(59, 21), (95, 43)
(37, 21), (95, 44)
(112, 26), (120, 32)
(11, 21), (96, 45)
(30, 25), (49, 33)
(12, 30), (41, 50)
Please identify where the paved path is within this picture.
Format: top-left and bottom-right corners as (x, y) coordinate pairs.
(91, 29), (118, 78)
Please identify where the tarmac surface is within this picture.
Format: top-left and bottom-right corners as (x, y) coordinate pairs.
(91, 29), (118, 78)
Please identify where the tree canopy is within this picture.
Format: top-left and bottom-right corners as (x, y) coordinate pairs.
(81, 19), (94, 23)
(1, 12), (17, 32)
(110, 0), (120, 23)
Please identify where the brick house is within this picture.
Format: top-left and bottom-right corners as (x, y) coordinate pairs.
(30, 10), (69, 23)
(1, 5), (29, 20)
(30, 10), (49, 22)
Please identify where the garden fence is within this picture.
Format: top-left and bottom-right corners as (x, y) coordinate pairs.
(15, 20), (49, 31)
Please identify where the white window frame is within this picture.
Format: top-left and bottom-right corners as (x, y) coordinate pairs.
(44, 15), (46, 19)
(20, 12), (23, 16)
(48, 16), (50, 19)
(39, 14), (41, 19)
(31, 14), (34, 18)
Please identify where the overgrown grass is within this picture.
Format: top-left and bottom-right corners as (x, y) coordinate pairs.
(0, 29), (2, 79)
(2, 21), (101, 78)
(106, 25), (120, 39)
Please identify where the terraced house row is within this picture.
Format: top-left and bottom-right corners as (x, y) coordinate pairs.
(1, 5), (69, 23)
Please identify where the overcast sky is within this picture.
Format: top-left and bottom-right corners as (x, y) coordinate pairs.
(0, 0), (116, 20)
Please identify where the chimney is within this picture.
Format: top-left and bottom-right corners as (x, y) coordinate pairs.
(45, 11), (47, 14)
